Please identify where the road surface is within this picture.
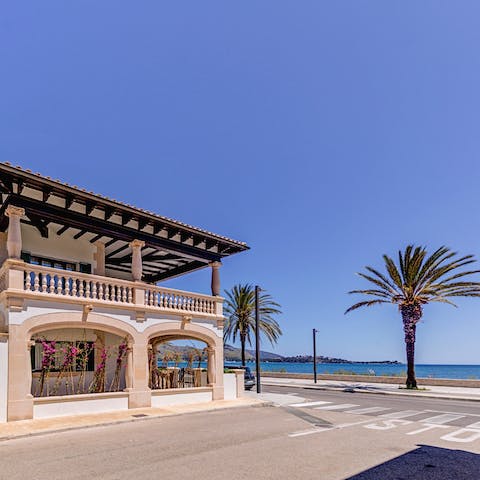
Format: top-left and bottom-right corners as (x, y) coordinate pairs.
(0, 386), (479, 479)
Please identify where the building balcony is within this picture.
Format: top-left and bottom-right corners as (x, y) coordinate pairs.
(0, 259), (223, 321)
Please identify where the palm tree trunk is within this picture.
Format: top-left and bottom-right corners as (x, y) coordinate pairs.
(400, 304), (422, 389)
(240, 335), (246, 367)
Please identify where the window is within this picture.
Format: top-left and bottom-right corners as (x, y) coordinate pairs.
(31, 341), (95, 372)
(21, 252), (90, 273)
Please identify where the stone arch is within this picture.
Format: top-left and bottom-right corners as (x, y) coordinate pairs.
(19, 311), (139, 343)
(143, 321), (221, 348)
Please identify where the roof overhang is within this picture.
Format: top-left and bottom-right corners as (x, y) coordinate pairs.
(0, 163), (249, 282)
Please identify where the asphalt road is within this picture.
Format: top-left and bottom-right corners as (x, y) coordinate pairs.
(0, 387), (479, 480)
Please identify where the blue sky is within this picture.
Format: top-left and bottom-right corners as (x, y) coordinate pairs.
(2, 2), (480, 363)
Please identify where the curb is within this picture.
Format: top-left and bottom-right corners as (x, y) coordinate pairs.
(262, 381), (480, 403)
(0, 399), (269, 443)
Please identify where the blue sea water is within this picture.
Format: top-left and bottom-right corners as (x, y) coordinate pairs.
(158, 360), (480, 379)
(227, 361), (480, 380)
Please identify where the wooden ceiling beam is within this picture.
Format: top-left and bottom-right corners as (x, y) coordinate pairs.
(85, 201), (96, 216)
(89, 234), (105, 243)
(57, 225), (70, 236)
(104, 206), (115, 221)
(73, 230), (88, 239)
(138, 218), (148, 230)
(104, 238), (118, 247)
(12, 195), (222, 262)
(153, 223), (165, 235)
(144, 261), (207, 283)
(42, 186), (53, 203)
(15, 180), (25, 195)
(121, 212), (132, 226)
(105, 244), (130, 259)
(65, 194), (74, 209)
(25, 212), (49, 238)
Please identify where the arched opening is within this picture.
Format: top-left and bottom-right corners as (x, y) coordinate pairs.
(149, 336), (211, 390)
(30, 327), (130, 397)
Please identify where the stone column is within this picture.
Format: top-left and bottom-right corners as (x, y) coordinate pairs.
(0, 232), (8, 266)
(7, 325), (34, 421)
(127, 341), (151, 409)
(206, 346), (215, 385)
(212, 342), (224, 400)
(130, 240), (145, 282)
(6, 206), (25, 260)
(94, 241), (106, 276)
(124, 341), (133, 390)
(210, 261), (222, 296)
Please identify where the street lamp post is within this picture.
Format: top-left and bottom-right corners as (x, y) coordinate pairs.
(313, 328), (318, 384)
(255, 285), (261, 394)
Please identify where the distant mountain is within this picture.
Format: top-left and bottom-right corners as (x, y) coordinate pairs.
(156, 343), (399, 364)
(223, 344), (283, 361)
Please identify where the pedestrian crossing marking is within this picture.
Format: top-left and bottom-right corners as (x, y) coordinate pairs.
(315, 403), (360, 410)
(286, 398), (480, 443)
(380, 410), (424, 419)
(346, 406), (391, 415)
(419, 413), (465, 425)
(407, 425), (450, 435)
(289, 401), (332, 408)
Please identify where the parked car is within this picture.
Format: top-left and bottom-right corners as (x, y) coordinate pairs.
(225, 365), (256, 390)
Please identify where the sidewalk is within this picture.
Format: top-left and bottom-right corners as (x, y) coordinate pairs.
(262, 376), (480, 402)
(0, 397), (266, 442)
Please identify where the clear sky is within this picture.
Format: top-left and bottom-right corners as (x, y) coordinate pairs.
(2, 2), (480, 363)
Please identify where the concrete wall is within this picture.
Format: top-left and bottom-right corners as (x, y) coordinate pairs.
(223, 373), (237, 400)
(33, 393), (129, 419)
(151, 389), (212, 407)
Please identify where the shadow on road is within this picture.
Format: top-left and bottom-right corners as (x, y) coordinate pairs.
(347, 445), (480, 479)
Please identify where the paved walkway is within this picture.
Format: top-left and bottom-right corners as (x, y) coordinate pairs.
(261, 376), (480, 402)
(0, 397), (264, 441)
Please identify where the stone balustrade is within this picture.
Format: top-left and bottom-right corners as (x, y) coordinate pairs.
(0, 260), (223, 318)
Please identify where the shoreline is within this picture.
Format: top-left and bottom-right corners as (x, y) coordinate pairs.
(262, 371), (480, 388)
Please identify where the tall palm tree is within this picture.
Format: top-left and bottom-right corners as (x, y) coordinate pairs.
(223, 284), (282, 366)
(346, 246), (480, 389)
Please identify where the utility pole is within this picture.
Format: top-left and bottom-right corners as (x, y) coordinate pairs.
(313, 328), (318, 384)
(255, 285), (261, 394)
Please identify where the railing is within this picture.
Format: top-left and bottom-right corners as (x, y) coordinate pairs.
(145, 286), (216, 314)
(23, 264), (135, 305)
(0, 260), (222, 317)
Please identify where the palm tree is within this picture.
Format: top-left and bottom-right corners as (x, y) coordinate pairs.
(223, 284), (282, 366)
(346, 246), (480, 388)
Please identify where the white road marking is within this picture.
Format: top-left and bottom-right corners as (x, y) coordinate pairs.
(346, 406), (390, 415)
(315, 403), (360, 411)
(289, 401), (332, 408)
(441, 429), (480, 443)
(288, 427), (331, 437)
(380, 410), (424, 419)
(364, 419), (412, 430)
(465, 421), (480, 430)
(289, 418), (375, 438)
(406, 424), (450, 435)
(419, 413), (465, 425)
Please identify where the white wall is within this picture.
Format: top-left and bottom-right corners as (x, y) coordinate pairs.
(0, 337), (7, 422)
(33, 394), (129, 419)
(223, 373), (237, 400)
(22, 224), (95, 268)
(151, 391), (212, 407)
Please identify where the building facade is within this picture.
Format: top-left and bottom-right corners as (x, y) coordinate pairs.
(0, 163), (248, 422)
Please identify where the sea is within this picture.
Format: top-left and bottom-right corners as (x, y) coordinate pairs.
(225, 361), (480, 380)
